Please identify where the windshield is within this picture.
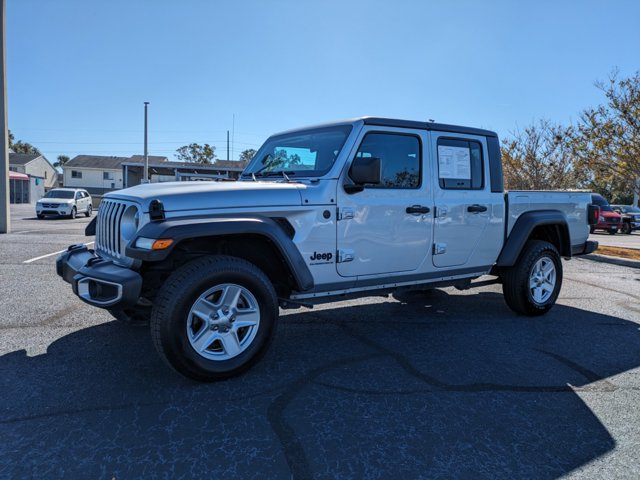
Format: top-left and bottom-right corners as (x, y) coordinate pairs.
(44, 190), (74, 199)
(243, 125), (352, 178)
(617, 206), (640, 213)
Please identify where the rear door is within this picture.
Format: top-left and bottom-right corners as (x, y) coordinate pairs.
(336, 127), (432, 277)
(431, 132), (503, 269)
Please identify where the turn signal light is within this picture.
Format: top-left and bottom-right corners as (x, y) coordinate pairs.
(152, 239), (174, 250)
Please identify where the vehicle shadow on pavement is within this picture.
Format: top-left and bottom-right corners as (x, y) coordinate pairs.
(1, 291), (638, 479)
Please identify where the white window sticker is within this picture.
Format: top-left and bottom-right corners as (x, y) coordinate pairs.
(438, 145), (471, 179)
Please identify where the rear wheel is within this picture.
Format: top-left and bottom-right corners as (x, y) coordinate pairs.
(608, 228), (617, 235)
(151, 255), (278, 381)
(501, 240), (562, 316)
(589, 226), (595, 234)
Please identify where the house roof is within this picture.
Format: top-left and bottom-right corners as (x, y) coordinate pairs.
(65, 155), (131, 169)
(122, 159), (246, 171)
(129, 155), (169, 163)
(213, 160), (248, 169)
(63, 154), (246, 171)
(9, 153), (40, 166)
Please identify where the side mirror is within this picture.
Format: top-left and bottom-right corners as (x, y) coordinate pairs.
(349, 156), (381, 185)
(344, 157), (381, 194)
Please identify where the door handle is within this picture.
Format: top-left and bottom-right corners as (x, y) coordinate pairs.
(406, 205), (430, 214)
(467, 204), (488, 213)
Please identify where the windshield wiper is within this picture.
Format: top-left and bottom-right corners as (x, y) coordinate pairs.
(248, 169), (295, 181)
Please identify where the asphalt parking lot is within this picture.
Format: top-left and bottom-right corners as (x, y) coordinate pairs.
(1, 203), (639, 479)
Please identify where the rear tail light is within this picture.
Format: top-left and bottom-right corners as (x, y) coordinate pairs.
(587, 204), (600, 225)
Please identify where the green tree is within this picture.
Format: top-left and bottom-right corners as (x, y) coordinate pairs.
(54, 155), (70, 168)
(11, 140), (41, 155)
(569, 70), (640, 205)
(8, 129), (14, 148)
(501, 120), (577, 190)
(175, 143), (216, 164)
(239, 148), (256, 164)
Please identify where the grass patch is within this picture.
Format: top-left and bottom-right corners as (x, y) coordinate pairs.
(596, 245), (640, 261)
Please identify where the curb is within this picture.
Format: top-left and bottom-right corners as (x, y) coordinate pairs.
(582, 253), (640, 269)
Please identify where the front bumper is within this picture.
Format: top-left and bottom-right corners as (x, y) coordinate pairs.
(37, 205), (73, 216)
(56, 244), (142, 309)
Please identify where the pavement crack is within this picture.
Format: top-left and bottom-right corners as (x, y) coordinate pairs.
(266, 353), (383, 480)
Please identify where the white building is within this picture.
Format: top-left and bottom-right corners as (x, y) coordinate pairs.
(9, 153), (57, 190)
(62, 154), (248, 194)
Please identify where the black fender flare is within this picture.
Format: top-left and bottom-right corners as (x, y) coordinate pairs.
(496, 210), (571, 267)
(125, 215), (314, 291)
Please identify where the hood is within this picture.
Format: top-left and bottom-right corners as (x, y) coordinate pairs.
(601, 210), (621, 218)
(106, 180), (306, 213)
(38, 197), (73, 203)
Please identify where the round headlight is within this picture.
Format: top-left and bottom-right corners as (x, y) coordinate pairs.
(121, 206), (140, 241)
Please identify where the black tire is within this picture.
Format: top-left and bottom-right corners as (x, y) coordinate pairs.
(608, 228), (617, 235)
(85, 204), (92, 217)
(501, 240), (563, 316)
(621, 222), (631, 234)
(37, 214), (44, 219)
(69, 207), (76, 219)
(589, 226), (595, 234)
(151, 255), (278, 381)
(108, 307), (150, 327)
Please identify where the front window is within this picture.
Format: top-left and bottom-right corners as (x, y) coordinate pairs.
(44, 190), (75, 199)
(242, 125), (352, 178)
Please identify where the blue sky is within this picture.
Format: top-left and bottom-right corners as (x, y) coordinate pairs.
(7, 0), (640, 163)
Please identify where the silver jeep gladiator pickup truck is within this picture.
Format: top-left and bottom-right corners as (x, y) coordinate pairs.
(57, 117), (599, 381)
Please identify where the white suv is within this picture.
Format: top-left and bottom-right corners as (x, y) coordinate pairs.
(36, 188), (93, 219)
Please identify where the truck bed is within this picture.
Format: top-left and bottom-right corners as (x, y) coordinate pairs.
(506, 191), (592, 250)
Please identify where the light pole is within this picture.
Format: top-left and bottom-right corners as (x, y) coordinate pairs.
(0, 0), (9, 233)
(143, 101), (149, 184)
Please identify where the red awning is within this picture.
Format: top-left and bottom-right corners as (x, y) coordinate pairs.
(9, 171), (29, 181)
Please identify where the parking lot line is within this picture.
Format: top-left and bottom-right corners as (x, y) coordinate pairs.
(23, 242), (95, 264)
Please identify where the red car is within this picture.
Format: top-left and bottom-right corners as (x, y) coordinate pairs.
(590, 194), (622, 234)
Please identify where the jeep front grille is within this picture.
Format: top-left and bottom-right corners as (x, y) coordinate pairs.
(96, 199), (133, 262)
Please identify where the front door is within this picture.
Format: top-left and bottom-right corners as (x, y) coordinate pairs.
(336, 128), (432, 277)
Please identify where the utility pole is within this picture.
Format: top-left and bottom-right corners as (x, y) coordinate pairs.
(0, 0), (9, 233)
(143, 101), (149, 183)
(227, 130), (230, 161)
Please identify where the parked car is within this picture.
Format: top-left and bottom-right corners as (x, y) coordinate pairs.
(36, 188), (93, 219)
(612, 204), (640, 234)
(590, 194), (622, 234)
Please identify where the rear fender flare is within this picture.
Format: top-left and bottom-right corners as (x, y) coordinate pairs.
(496, 210), (571, 267)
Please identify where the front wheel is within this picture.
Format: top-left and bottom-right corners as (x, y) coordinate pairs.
(501, 240), (563, 316)
(85, 204), (92, 217)
(151, 255), (278, 381)
(608, 228), (617, 235)
(621, 222), (631, 234)
(69, 207), (76, 219)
